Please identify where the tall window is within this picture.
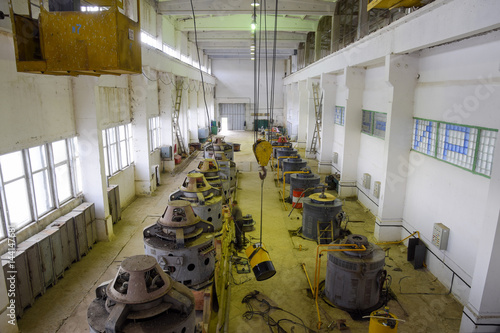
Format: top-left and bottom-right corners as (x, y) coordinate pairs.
(0, 137), (81, 236)
(335, 106), (345, 125)
(149, 116), (161, 152)
(412, 118), (497, 177)
(102, 124), (133, 177)
(52, 140), (73, 204)
(29, 145), (54, 216)
(0, 152), (32, 229)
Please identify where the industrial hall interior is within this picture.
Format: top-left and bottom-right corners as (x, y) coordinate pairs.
(0, 0), (499, 332)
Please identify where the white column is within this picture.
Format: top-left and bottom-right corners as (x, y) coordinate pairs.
(305, 78), (319, 159)
(74, 77), (114, 241)
(318, 73), (336, 173)
(188, 79), (198, 143)
(297, 80), (308, 149)
(338, 67), (365, 198)
(130, 69), (153, 195)
(374, 54), (419, 241)
(460, 139), (500, 332)
(158, 72), (175, 172)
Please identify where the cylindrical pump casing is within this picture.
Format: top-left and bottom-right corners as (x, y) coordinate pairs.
(282, 158), (308, 183)
(325, 234), (385, 312)
(272, 142), (292, 158)
(276, 148), (298, 168)
(289, 173), (321, 201)
(302, 193), (343, 242)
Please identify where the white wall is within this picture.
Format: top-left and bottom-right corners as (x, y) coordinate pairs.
(109, 165), (136, 209)
(0, 33), (76, 155)
(356, 65), (388, 213)
(212, 58), (286, 128)
(402, 30), (500, 302)
(282, 1), (500, 309)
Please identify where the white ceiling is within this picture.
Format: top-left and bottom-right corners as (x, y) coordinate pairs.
(158, 0), (339, 59)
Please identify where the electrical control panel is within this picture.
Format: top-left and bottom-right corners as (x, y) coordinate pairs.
(432, 223), (450, 250)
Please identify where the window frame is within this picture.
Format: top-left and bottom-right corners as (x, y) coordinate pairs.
(149, 116), (161, 153)
(361, 110), (387, 139)
(334, 106), (345, 126)
(0, 137), (81, 238)
(411, 117), (497, 178)
(102, 123), (134, 178)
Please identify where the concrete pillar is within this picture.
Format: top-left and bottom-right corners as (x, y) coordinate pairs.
(130, 69), (154, 195)
(73, 77), (114, 241)
(318, 73), (336, 173)
(305, 78), (319, 159)
(338, 67), (365, 198)
(158, 71), (175, 173)
(188, 79), (198, 143)
(460, 139), (500, 332)
(297, 80), (308, 149)
(331, 11), (340, 53)
(374, 54), (418, 241)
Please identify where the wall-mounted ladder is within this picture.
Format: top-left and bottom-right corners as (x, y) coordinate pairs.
(173, 79), (187, 156)
(309, 83), (323, 154)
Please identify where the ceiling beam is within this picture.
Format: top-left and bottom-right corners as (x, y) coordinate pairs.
(175, 14), (318, 32)
(158, 0), (336, 16)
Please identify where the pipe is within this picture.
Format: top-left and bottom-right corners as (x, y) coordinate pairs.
(301, 263), (314, 293)
(282, 171), (310, 208)
(313, 243), (367, 329)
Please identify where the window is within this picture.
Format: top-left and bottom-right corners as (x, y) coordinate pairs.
(0, 151), (32, 229)
(29, 145), (54, 216)
(52, 140), (73, 204)
(335, 106), (345, 126)
(149, 116), (161, 152)
(412, 119), (437, 156)
(0, 137), (81, 236)
(102, 123), (133, 177)
(362, 110), (387, 139)
(412, 118), (497, 177)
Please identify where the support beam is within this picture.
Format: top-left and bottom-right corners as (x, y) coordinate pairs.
(374, 54), (418, 241)
(158, 0), (336, 16)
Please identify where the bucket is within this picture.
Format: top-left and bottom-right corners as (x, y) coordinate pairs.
(368, 310), (399, 333)
(292, 188), (304, 208)
(232, 143), (241, 152)
(245, 243), (276, 281)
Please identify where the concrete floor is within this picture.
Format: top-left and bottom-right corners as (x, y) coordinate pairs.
(17, 130), (463, 333)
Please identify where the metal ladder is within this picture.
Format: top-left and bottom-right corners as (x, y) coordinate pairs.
(173, 79), (187, 156)
(309, 83), (323, 154)
(317, 220), (334, 244)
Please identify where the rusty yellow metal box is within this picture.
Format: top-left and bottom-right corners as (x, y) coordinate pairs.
(10, 0), (141, 76)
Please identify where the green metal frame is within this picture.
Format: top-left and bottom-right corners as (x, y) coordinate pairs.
(361, 109), (387, 139)
(412, 117), (498, 179)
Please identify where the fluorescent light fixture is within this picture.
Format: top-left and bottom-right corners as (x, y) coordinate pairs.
(251, 2), (260, 7)
(251, 21), (257, 31)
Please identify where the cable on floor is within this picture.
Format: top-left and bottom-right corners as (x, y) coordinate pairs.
(242, 290), (317, 333)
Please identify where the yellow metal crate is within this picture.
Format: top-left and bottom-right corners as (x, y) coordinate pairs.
(10, 0), (141, 76)
(367, 0), (425, 11)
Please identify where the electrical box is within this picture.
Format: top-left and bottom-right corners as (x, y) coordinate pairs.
(432, 223), (450, 250)
(363, 173), (371, 189)
(373, 181), (381, 199)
